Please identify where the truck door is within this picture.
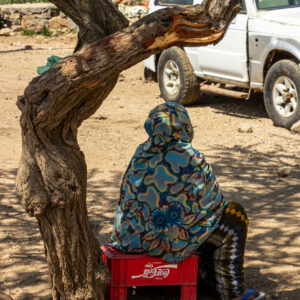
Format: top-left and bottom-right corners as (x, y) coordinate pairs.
(185, 1), (249, 84)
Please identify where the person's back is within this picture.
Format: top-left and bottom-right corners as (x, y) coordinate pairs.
(110, 102), (265, 300)
(110, 102), (225, 263)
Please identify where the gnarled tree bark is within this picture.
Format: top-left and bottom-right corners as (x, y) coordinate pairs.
(15, 0), (240, 299)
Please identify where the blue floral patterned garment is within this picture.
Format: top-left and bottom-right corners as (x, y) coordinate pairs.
(110, 102), (226, 263)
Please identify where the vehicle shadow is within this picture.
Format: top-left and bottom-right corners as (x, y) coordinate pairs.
(193, 91), (268, 120)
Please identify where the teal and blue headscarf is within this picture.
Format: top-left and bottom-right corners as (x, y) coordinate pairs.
(110, 102), (225, 263)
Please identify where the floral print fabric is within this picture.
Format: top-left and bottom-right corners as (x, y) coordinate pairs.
(110, 102), (226, 263)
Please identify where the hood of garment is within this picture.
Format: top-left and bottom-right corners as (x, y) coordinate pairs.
(144, 102), (194, 149)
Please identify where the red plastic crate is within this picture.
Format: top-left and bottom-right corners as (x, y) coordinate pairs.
(101, 245), (198, 300)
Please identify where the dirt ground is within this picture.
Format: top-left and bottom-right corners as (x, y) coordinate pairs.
(0, 34), (300, 300)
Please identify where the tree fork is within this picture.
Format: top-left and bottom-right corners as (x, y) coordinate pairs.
(16, 0), (241, 299)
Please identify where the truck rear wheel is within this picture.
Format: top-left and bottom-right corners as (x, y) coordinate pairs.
(157, 47), (199, 106)
(264, 59), (300, 128)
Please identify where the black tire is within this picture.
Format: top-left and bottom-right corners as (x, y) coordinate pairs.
(144, 67), (157, 82)
(264, 59), (300, 128)
(157, 47), (199, 106)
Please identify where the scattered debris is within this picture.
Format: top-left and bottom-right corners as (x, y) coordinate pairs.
(291, 120), (300, 133)
(276, 167), (290, 178)
(119, 73), (125, 82)
(238, 123), (253, 133)
(11, 41), (21, 46)
(94, 115), (107, 121)
(3, 254), (11, 260)
(0, 28), (12, 36)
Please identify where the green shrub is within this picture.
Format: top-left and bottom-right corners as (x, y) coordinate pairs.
(0, 19), (4, 29)
(50, 8), (60, 16)
(22, 28), (35, 36)
(38, 27), (52, 37)
(55, 30), (63, 36)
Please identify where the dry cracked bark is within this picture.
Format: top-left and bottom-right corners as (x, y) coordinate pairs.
(15, 0), (241, 298)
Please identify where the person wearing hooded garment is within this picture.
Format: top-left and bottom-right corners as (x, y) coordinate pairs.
(110, 102), (265, 300)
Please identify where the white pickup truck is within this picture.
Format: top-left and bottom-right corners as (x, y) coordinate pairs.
(143, 0), (300, 128)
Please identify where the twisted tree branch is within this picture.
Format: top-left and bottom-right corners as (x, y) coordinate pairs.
(15, 0), (240, 298)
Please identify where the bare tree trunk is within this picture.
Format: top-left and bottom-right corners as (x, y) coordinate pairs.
(15, 0), (240, 299)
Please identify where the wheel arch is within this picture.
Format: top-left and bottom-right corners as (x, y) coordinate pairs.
(263, 49), (298, 82)
(155, 46), (185, 72)
(250, 35), (300, 89)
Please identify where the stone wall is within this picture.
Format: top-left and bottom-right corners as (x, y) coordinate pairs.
(0, 3), (148, 36)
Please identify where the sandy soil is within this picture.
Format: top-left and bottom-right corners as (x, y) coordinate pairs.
(0, 35), (299, 300)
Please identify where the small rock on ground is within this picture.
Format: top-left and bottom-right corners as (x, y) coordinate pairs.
(291, 120), (300, 133)
(277, 167), (290, 177)
(238, 123), (253, 133)
(0, 232), (9, 241)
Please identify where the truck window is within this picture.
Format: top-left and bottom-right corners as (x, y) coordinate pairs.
(241, 0), (247, 12)
(256, 0), (300, 9)
(155, 0), (193, 6)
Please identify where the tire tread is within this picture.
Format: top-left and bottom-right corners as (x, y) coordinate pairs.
(264, 59), (300, 128)
(157, 47), (199, 105)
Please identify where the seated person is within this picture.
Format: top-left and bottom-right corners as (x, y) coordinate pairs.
(110, 102), (265, 300)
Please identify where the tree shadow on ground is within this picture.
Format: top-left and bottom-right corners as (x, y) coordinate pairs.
(0, 166), (122, 298)
(85, 136), (300, 299)
(1, 134), (299, 299)
(209, 141), (300, 299)
(0, 168), (38, 246)
(0, 168), (51, 298)
(86, 168), (123, 244)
